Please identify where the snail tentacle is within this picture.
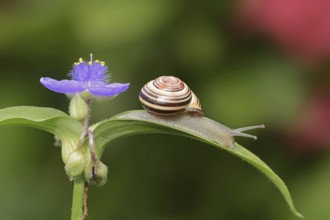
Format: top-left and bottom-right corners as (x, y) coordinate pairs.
(231, 125), (265, 140)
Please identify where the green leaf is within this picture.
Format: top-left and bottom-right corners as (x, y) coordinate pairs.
(92, 110), (304, 219)
(0, 106), (83, 163)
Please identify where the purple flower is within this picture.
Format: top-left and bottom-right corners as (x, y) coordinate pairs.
(40, 55), (129, 97)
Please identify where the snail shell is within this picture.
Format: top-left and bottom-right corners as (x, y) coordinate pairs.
(139, 76), (202, 115)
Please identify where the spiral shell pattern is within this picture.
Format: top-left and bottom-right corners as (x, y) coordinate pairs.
(139, 76), (202, 115)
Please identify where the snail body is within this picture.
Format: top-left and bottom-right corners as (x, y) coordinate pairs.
(139, 76), (202, 115)
(120, 111), (265, 148)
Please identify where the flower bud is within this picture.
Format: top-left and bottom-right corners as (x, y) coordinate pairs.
(85, 160), (108, 187)
(69, 93), (88, 121)
(65, 150), (86, 180)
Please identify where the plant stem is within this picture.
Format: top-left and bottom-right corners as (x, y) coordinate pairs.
(71, 179), (85, 220)
(71, 98), (94, 220)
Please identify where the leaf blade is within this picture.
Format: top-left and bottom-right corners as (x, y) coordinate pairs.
(92, 110), (303, 219)
(0, 106), (84, 162)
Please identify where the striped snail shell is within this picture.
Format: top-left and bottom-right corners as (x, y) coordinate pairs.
(139, 76), (203, 115)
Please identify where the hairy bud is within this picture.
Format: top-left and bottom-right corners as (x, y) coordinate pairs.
(69, 93), (88, 121)
(85, 160), (108, 187)
(65, 150), (85, 180)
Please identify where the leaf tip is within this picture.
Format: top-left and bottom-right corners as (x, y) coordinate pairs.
(294, 211), (305, 219)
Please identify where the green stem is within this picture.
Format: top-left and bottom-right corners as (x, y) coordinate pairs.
(71, 179), (85, 220)
(70, 99), (91, 220)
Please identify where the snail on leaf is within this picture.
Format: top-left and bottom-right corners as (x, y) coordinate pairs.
(139, 76), (265, 148)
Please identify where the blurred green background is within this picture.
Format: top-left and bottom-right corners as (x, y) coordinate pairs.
(1, 0), (330, 219)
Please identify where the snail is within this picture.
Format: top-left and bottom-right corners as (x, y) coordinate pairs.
(138, 76), (264, 147)
(139, 76), (203, 115)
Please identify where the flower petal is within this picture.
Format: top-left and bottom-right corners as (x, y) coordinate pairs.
(40, 77), (86, 94)
(88, 83), (130, 96)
